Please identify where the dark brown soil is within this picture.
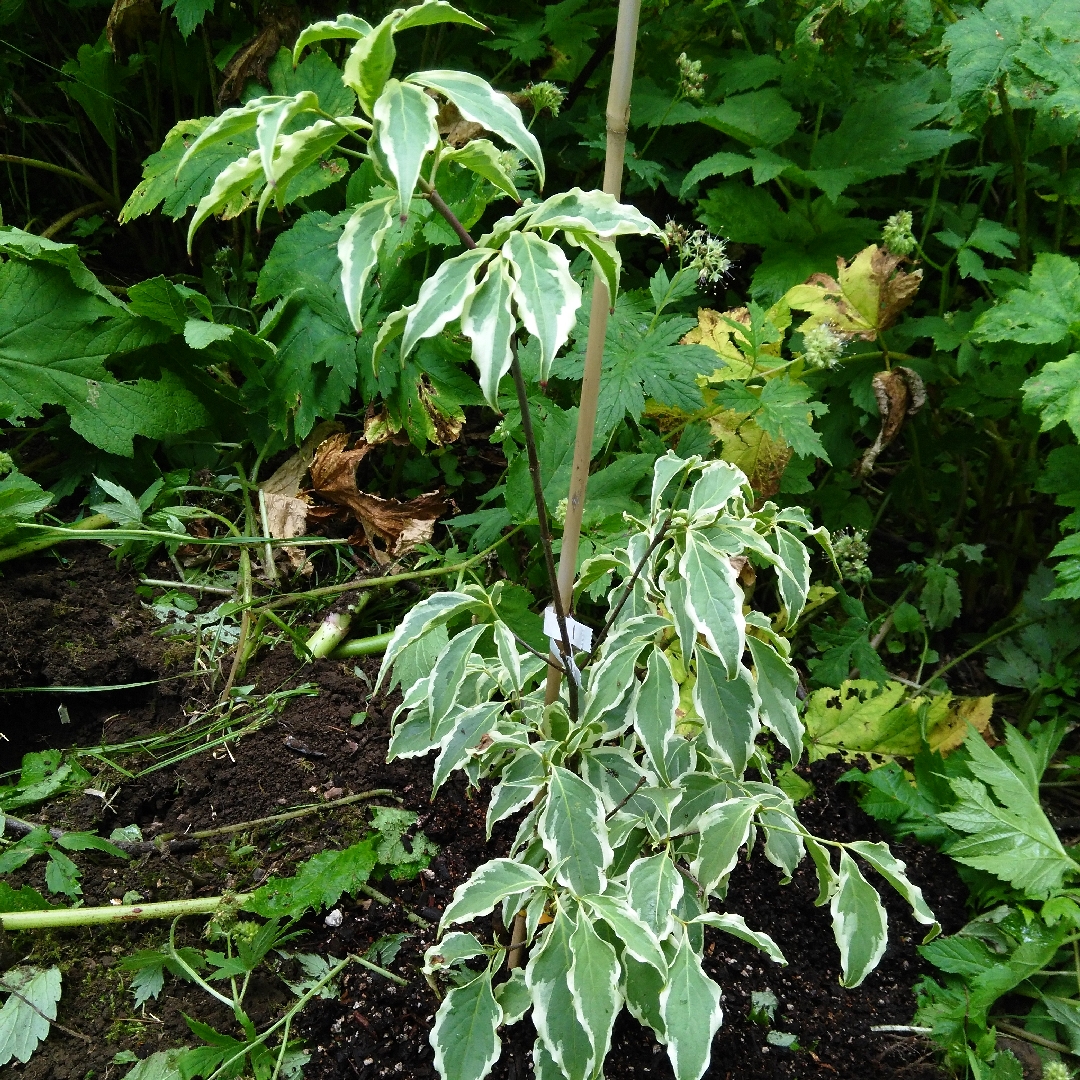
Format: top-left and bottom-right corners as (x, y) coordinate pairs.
(0, 547), (964, 1080)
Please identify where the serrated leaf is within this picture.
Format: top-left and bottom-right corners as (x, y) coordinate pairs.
(407, 70), (544, 186)
(441, 859), (549, 930)
(974, 252), (1080, 345)
(539, 767), (612, 896)
(631, 647), (678, 783)
(660, 933), (724, 1080)
(0, 966), (61, 1066)
(45, 849), (82, 897)
(1023, 353), (1080, 438)
(693, 913), (787, 964)
(503, 232), (580, 383)
(293, 14), (372, 65)
(430, 971), (502, 1080)
(244, 838), (378, 918)
(746, 636), (803, 760)
(343, 16), (397, 115)
(337, 197), (396, 333)
(681, 531), (744, 676)
(526, 907), (595, 1080)
(691, 797), (758, 892)
(626, 852), (684, 939)
(120, 1048), (189, 1080)
(715, 377), (828, 460)
(831, 849), (888, 987)
(693, 651), (760, 775)
(374, 80), (439, 212)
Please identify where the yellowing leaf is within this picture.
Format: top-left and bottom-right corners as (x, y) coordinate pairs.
(784, 245), (922, 341)
(680, 306), (786, 381)
(804, 679), (993, 762)
(707, 406), (792, 498)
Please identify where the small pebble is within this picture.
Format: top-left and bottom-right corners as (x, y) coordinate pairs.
(325, 908), (344, 927)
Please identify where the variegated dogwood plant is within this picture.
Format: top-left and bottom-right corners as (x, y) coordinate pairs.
(377, 454), (940, 1080)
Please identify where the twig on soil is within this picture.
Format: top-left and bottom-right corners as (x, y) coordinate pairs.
(996, 1021), (1080, 1057)
(0, 976), (91, 1041)
(2, 789), (400, 854)
(140, 578), (236, 596)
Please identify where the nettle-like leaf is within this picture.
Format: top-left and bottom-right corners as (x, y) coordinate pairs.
(974, 252), (1080, 345)
(384, 452), (934, 1080)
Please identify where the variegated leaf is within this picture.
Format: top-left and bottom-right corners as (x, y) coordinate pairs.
(407, 70), (545, 186)
(256, 91), (320, 184)
(440, 858), (548, 931)
(374, 79), (439, 212)
(429, 624), (488, 737)
(396, 0), (487, 31)
(772, 525), (812, 624)
(660, 931), (724, 1080)
(461, 255), (516, 407)
(631, 646), (678, 783)
(538, 766), (612, 896)
(293, 14), (372, 65)
(693, 650), (759, 776)
(831, 849), (888, 988)
(430, 971), (502, 1080)
(692, 912), (786, 964)
(691, 797), (758, 892)
(442, 139), (520, 201)
(568, 908), (621, 1072)
(337, 196), (396, 333)
(344, 16), (397, 115)
(680, 530), (744, 677)
(431, 700), (505, 795)
(525, 187), (662, 239)
(626, 852), (683, 939)
(580, 893), (667, 974)
(402, 248), (495, 359)
(745, 636), (803, 760)
(847, 840), (940, 940)
(177, 95), (286, 175)
(186, 150), (262, 252)
(487, 747), (547, 836)
(503, 231), (580, 383)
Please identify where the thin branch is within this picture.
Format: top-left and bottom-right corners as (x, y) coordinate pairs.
(605, 776), (646, 820)
(0, 155), (118, 207)
(563, 29), (617, 112)
(997, 1020), (1079, 1058)
(40, 200), (110, 240)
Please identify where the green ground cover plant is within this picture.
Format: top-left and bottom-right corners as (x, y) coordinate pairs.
(5, 0), (1080, 1075)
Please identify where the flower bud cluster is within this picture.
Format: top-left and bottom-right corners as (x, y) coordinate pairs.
(665, 224), (731, 287)
(676, 53), (707, 102)
(834, 529), (872, 585)
(801, 322), (847, 369)
(882, 210), (916, 256)
(522, 81), (565, 118)
(0, 451), (12, 477)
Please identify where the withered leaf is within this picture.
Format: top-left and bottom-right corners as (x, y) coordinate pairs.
(218, 8), (301, 107)
(857, 366), (926, 477)
(106, 0), (157, 55)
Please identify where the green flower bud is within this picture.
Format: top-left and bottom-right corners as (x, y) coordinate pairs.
(802, 323), (846, 370)
(676, 52), (707, 102)
(522, 81), (565, 118)
(0, 451), (13, 477)
(882, 210), (916, 256)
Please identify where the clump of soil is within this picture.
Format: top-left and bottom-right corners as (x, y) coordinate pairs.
(0, 547), (964, 1079)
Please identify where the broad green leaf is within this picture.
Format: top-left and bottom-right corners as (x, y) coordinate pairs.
(343, 16), (397, 115)
(631, 647), (678, 782)
(408, 70), (545, 185)
(746, 636), (803, 760)
(659, 933), (724, 1080)
(626, 852), (684, 939)
(432, 701), (505, 794)
(681, 531), (744, 676)
(0, 966), (61, 1066)
(688, 461), (746, 518)
(494, 968), (531, 1026)
(442, 140), (520, 201)
(692, 913), (786, 964)
(1023, 353), (1080, 438)
(568, 908), (621, 1071)
(185, 148), (264, 251)
(701, 87), (799, 147)
(376, 591), (483, 690)
(693, 651), (760, 775)
(973, 252), (1080, 345)
(429, 624), (489, 736)
(337, 196), (396, 333)
(461, 255), (516, 407)
(846, 840), (940, 940)
(395, 1), (487, 32)
(580, 893), (667, 974)
(0, 471), (52, 543)
(565, 229), (621, 301)
(524, 188), (662, 241)
(623, 953), (666, 1039)
(831, 850), (888, 988)
(293, 14), (372, 65)
(374, 79), (439, 212)
(162, 0), (213, 38)
(403, 248), (494, 359)
(256, 91), (320, 183)
(526, 907), (595, 1080)
(120, 1048), (189, 1080)
(691, 797), (758, 892)
(539, 766), (612, 896)
(431, 971), (502, 1080)
(0, 227), (122, 305)
(503, 232), (580, 383)
(440, 858), (549, 930)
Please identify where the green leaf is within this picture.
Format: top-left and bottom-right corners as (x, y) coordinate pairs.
(503, 232), (580, 383)
(487, 748), (547, 835)
(525, 188), (662, 241)
(55, 832), (129, 858)
(746, 636), (803, 760)
(431, 971), (502, 1080)
(831, 850), (888, 988)
(0, 883), (53, 914)
(428, 625), (489, 738)
(693, 913), (786, 964)
(659, 932), (724, 1080)
(716, 377), (828, 459)
(626, 852), (684, 939)
(120, 1048), (190, 1080)
(973, 252), (1080, 345)
(526, 907), (595, 1080)
(693, 651), (759, 775)
(0, 471), (52, 543)
(374, 80), (439, 212)
(631, 647), (678, 783)
(701, 87), (800, 148)
(494, 968), (531, 1026)
(1023, 353), (1080, 438)
(681, 531), (744, 676)
(402, 249), (494, 360)
(0, 227), (122, 305)
(293, 14), (372, 65)
(396, 0), (487, 32)
(255, 92), (320, 183)
(343, 16), (397, 116)
(424, 933), (486, 975)
(408, 70), (545, 186)
(244, 838), (379, 917)
(162, 0), (214, 37)
(442, 140), (520, 202)
(567, 907), (620, 1072)
(691, 797), (759, 892)
(0, 966), (61, 1066)
(186, 150), (263, 252)
(539, 766), (612, 896)
(440, 859), (549, 930)
(432, 701), (505, 795)
(846, 840), (940, 940)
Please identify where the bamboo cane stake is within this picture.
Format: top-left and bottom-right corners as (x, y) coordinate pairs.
(543, 0), (643, 705)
